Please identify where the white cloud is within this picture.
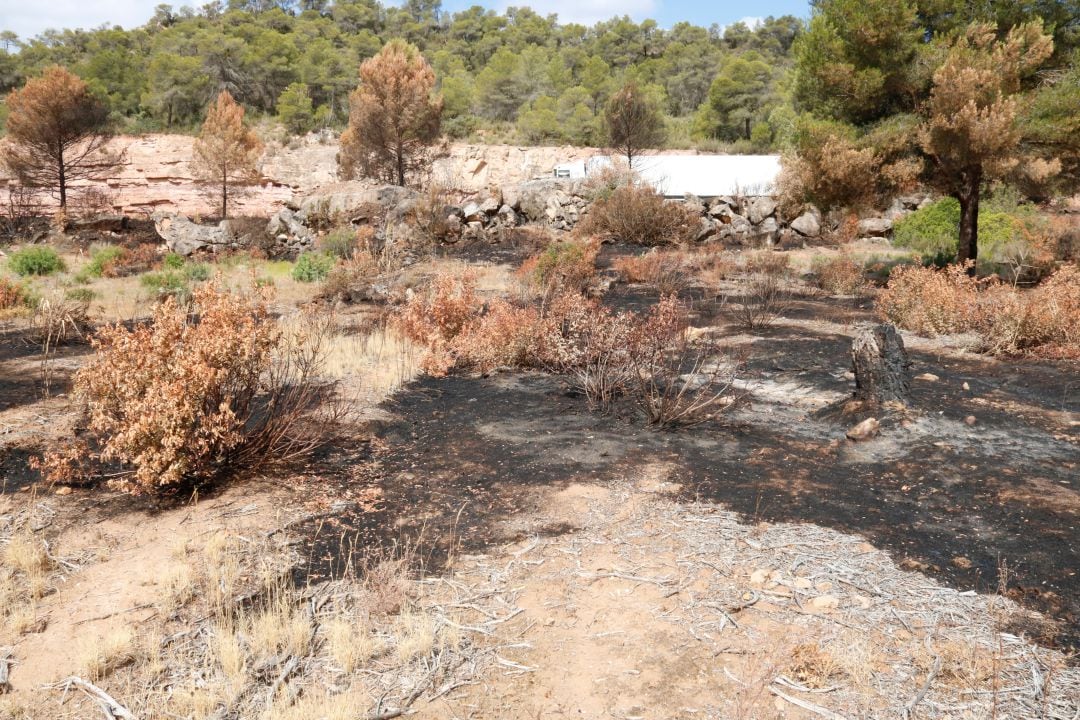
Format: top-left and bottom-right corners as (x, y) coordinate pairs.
(495, 0), (657, 26)
(0, 0), (160, 40)
(718, 15), (764, 32)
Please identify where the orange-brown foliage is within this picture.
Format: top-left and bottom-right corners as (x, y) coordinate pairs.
(339, 40), (443, 187)
(814, 255), (867, 295)
(0, 277), (27, 310)
(192, 91), (263, 218)
(877, 263), (1080, 357)
(578, 185), (699, 246)
(1, 65), (116, 208)
(39, 282), (335, 493)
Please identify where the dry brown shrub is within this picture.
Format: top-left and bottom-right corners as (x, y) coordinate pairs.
(611, 248), (692, 295)
(580, 163), (638, 201)
(320, 226), (406, 303)
(878, 262), (1080, 357)
(787, 642), (844, 689)
(629, 295), (743, 426)
(30, 294), (91, 345)
(70, 186), (117, 219)
(698, 251), (740, 287)
(578, 184), (699, 246)
(407, 182), (457, 247)
(454, 298), (544, 372)
(743, 250), (790, 277)
(516, 237), (599, 299)
(814, 254), (868, 295)
(876, 263), (981, 336)
(395, 277), (744, 422)
(0, 277), (28, 310)
(730, 271), (793, 330)
(101, 244), (159, 277)
(2, 185), (44, 235)
(36, 282), (337, 493)
(977, 264), (1080, 357)
(537, 291), (638, 410)
(394, 272), (483, 375)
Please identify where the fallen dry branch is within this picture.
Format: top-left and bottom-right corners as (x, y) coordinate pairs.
(770, 685), (850, 720)
(49, 676), (137, 720)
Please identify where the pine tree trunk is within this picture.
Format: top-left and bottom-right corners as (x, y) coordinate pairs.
(956, 169), (982, 273)
(221, 168), (228, 219)
(58, 144), (66, 209)
(852, 323), (911, 407)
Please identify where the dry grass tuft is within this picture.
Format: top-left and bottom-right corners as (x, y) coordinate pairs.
(159, 564), (196, 614)
(246, 593), (312, 660)
(393, 609), (439, 663)
(325, 617), (383, 672)
(79, 628), (138, 681)
(204, 531), (243, 614)
(210, 621), (247, 684)
(266, 686), (371, 720)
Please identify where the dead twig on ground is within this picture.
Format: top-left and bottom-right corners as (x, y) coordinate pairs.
(769, 685), (850, 720)
(49, 676), (137, 720)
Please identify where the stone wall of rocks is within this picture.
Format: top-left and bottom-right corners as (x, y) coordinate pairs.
(162, 177), (929, 257)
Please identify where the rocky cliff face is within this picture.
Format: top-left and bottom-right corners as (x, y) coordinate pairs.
(1, 133), (605, 218)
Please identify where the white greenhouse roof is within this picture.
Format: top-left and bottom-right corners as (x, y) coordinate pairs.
(554, 154), (781, 197)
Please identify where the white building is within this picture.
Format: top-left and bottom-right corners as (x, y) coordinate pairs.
(552, 154), (781, 198)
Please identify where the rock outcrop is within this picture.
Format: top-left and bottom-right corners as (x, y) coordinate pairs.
(153, 212), (237, 255)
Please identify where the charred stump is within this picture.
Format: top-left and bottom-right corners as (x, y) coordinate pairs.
(852, 323), (910, 406)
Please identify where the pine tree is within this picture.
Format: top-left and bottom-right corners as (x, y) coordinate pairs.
(339, 40), (443, 187)
(1, 66), (116, 209)
(920, 21), (1056, 265)
(191, 90), (263, 219)
(604, 81), (665, 169)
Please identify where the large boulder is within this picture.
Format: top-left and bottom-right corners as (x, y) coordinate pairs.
(297, 182), (419, 223)
(152, 212), (232, 255)
(752, 216), (780, 245)
(517, 179), (581, 223)
(747, 197), (779, 225)
(267, 208), (315, 248)
(857, 217), (893, 237)
(791, 209), (822, 238)
(696, 217), (720, 242)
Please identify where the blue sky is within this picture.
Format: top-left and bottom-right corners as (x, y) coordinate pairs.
(1, 0), (809, 42)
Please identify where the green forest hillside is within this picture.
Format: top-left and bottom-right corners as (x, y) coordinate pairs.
(0, 3), (797, 151)
(0, 0), (1078, 157)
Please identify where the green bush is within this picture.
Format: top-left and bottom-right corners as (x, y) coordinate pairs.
(893, 197), (1022, 263)
(77, 245), (127, 281)
(163, 252), (186, 269)
(66, 287), (98, 303)
(893, 199), (960, 257)
(318, 227), (358, 259)
(8, 247), (66, 277)
(184, 262), (211, 282)
(140, 270), (188, 296)
(291, 252), (335, 283)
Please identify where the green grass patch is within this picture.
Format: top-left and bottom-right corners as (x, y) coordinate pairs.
(291, 252), (335, 283)
(8, 246), (66, 277)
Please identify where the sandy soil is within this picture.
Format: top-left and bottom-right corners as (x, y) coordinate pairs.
(1, 241), (1077, 719)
